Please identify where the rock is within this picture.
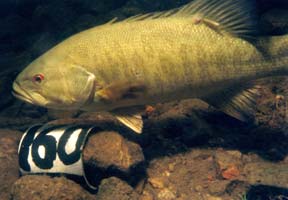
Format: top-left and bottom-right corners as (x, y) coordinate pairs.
(139, 191), (154, 200)
(254, 77), (288, 130)
(0, 129), (22, 200)
(157, 188), (176, 200)
(225, 181), (250, 200)
(148, 177), (165, 189)
(221, 165), (240, 180)
(215, 149), (243, 170)
(208, 181), (230, 196)
(97, 177), (139, 200)
(83, 131), (145, 171)
(214, 149), (244, 181)
(144, 149), (218, 199)
(11, 175), (95, 200)
(82, 131), (144, 187)
(244, 162), (288, 188)
(205, 195), (223, 200)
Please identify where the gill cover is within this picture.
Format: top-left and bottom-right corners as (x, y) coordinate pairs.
(60, 65), (95, 107)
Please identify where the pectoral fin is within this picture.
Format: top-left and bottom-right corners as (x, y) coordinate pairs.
(203, 84), (261, 122)
(116, 114), (143, 134)
(96, 81), (147, 103)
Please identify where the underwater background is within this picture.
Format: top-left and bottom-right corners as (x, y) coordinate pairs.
(1, 0), (288, 199)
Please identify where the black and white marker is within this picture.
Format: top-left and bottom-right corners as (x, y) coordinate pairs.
(18, 124), (98, 190)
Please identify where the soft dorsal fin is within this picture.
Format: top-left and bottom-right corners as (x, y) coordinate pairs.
(120, 0), (258, 39)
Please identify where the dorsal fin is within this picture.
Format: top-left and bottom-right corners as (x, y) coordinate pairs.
(119, 0), (258, 39)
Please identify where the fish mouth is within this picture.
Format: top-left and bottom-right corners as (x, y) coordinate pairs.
(12, 81), (34, 104)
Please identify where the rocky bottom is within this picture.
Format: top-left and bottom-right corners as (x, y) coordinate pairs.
(0, 78), (288, 200)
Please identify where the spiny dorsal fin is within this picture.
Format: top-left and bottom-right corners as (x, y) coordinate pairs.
(106, 17), (118, 25)
(203, 84), (261, 122)
(120, 0), (257, 39)
(116, 114), (143, 134)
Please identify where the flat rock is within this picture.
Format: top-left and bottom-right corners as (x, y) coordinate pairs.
(11, 175), (96, 200)
(0, 129), (22, 200)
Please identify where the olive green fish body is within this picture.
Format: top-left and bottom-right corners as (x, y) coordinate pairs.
(12, 0), (288, 133)
(59, 19), (284, 109)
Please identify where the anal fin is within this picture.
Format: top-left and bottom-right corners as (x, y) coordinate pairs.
(203, 84), (261, 122)
(112, 106), (145, 134)
(116, 114), (143, 134)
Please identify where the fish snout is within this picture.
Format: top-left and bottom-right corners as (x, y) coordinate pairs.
(12, 81), (34, 104)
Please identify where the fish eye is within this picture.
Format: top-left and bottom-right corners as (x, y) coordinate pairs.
(32, 74), (44, 83)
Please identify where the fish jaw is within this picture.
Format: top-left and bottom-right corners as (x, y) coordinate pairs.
(12, 81), (48, 106)
(12, 81), (34, 104)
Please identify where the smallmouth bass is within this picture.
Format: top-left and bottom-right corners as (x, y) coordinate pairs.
(12, 0), (288, 133)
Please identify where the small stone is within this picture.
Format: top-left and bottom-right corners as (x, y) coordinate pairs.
(148, 177), (165, 189)
(195, 185), (203, 192)
(215, 150), (242, 171)
(157, 188), (176, 200)
(221, 165), (240, 180)
(140, 191), (154, 200)
(208, 180), (230, 195)
(164, 171), (170, 177)
(226, 151), (242, 159)
(168, 163), (175, 172)
(205, 194), (223, 200)
(97, 177), (139, 200)
(145, 105), (156, 115)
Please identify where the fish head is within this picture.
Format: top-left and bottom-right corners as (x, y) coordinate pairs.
(12, 56), (96, 110)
